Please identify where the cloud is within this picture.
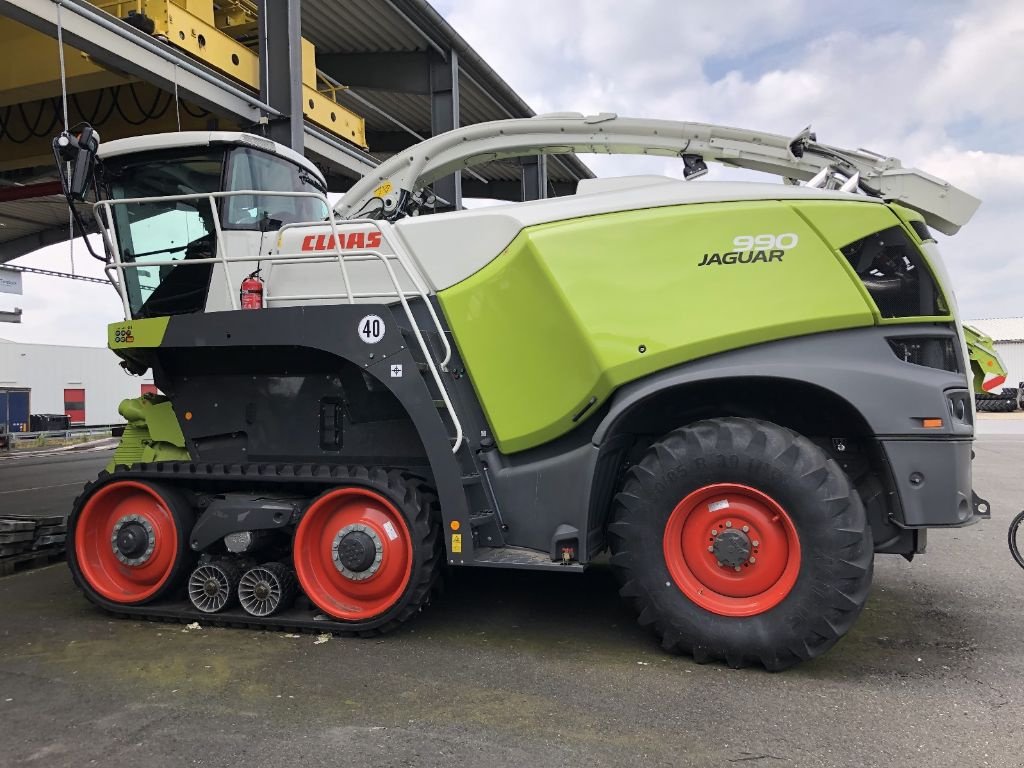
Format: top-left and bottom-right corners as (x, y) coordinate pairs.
(442, 0), (1024, 318)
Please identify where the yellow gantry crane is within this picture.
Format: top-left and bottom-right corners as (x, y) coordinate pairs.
(0, 0), (365, 173)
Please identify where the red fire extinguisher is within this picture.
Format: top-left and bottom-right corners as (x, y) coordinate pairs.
(240, 269), (264, 310)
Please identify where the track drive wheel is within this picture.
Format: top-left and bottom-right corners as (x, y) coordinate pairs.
(293, 467), (441, 634)
(609, 417), (873, 670)
(69, 477), (195, 606)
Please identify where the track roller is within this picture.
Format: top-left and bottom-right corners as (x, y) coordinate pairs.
(188, 560), (242, 613)
(238, 562), (296, 617)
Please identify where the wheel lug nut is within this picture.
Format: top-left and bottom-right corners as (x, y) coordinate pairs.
(749, 556), (756, 564)
(707, 546), (714, 552)
(710, 529), (718, 536)
(734, 565), (741, 572)
(742, 525), (749, 532)
(752, 540), (759, 547)
(716, 560), (724, 567)
(725, 521), (732, 528)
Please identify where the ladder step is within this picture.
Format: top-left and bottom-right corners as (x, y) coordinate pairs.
(470, 546), (583, 572)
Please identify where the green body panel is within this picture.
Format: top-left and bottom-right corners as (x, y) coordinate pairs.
(107, 395), (189, 472)
(439, 200), (900, 453)
(963, 324), (1008, 393)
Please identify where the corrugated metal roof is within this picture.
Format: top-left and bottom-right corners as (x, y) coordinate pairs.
(303, 0), (433, 54)
(965, 318), (1024, 343)
(303, 0), (592, 185)
(0, 196), (72, 242)
(1, 0), (592, 262)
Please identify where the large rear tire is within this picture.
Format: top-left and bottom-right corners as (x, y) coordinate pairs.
(609, 417), (873, 670)
(69, 477), (195, 606)
(292, 467), (441, 634)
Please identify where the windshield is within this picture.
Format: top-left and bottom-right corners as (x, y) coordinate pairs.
(104, 150), (222, 317)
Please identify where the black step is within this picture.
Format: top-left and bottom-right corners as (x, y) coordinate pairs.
(470, 546), (583, 572)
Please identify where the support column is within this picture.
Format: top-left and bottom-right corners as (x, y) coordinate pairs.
(429, 49), (461, 211)
(258, 0), (303, 151)
(521, 155), (548, 201)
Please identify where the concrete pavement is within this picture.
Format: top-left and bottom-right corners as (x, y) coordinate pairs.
(0, 439), (1021, 767)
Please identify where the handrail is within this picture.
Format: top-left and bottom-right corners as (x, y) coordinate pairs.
(93, 189), (463, 453)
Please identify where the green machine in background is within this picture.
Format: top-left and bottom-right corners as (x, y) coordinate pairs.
(964, 324), (1018, 412)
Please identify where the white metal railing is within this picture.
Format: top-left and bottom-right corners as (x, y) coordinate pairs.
(93, 190), (463, 452)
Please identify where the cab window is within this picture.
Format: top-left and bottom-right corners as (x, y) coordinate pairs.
(223, 148), (328, 230)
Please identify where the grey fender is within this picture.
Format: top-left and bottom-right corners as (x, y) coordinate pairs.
(592, 324), (972, 446)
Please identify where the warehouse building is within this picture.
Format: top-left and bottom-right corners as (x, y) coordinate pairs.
(966, 317), (1024, 390)
(0, 337), (154, 427)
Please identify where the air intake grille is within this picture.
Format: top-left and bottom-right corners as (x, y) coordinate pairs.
(887, 336), (961, 373)
(841, 226), (947, 317)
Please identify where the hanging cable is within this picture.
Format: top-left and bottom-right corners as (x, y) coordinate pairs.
(56, 0), (75, 275)
(56, 2), (69, 132)
(173, 65), (182, 131)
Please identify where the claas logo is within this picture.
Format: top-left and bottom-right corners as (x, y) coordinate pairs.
(301, 231), (383, 251)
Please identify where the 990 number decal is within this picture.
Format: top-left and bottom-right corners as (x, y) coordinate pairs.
(733, 233), (799, 250)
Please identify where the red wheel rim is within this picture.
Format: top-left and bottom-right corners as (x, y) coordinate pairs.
(293, 487), (413, 621)
(74, 480), (181, 604)
(663, 483), (801, 617)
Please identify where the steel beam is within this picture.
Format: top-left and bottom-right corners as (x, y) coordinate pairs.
(0, 224), (94, 265)
(461, 179), (575, 202)
(429, 49), (460, 211)
(365, 130), (420, 153)
(258, 0), (303, 152)
(520, 155), (547, 201)
(318, 52), (431, 94)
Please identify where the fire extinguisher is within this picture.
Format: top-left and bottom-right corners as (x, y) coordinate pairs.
(240, 269), (264, 310)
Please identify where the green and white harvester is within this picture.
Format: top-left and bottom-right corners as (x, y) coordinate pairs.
(54, 114), (989, 669)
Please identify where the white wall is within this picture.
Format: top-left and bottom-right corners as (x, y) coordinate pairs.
(996, 341), (1024, 390)
(0, 338), (153, 424)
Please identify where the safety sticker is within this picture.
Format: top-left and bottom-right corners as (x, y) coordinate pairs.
(383, 521), (399, 541)
(390, 364), (403, 378)
(358, 314), (385, 344)
(372, 181), (394, 198)
(451, 533), (462, 553)
(708, 499), (730, 513)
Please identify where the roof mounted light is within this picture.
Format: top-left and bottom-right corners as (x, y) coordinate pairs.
(681, 154), (708, 180)
(233, 133), (277, 153)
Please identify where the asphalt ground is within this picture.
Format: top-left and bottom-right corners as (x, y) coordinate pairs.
(0, 449), (111, 520)
(1, 432), (1022, 767)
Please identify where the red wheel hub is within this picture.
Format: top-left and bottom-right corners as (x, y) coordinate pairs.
(293, 487), (413, 621)
(74, 480), (181, 604)
(663, 483), (801, 617)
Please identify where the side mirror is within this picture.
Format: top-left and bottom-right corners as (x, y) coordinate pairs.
(55, 124), (100, 202)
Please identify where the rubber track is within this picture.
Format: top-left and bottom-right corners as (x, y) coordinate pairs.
(69, 462), (442, 638)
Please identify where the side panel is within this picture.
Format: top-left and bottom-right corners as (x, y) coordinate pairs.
(439, 200), (881, 453)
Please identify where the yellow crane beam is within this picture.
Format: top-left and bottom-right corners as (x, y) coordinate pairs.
(0, 0), (367, 154)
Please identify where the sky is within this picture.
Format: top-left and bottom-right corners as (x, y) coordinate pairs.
(2, 0), (1022, 345)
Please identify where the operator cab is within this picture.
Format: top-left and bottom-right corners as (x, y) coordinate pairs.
(96, 133), (329, 319)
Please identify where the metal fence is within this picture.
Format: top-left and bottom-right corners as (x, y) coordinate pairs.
(1, 425), (118, 451)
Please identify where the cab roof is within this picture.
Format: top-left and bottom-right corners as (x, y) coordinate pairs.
(99, 131), (325, 183)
